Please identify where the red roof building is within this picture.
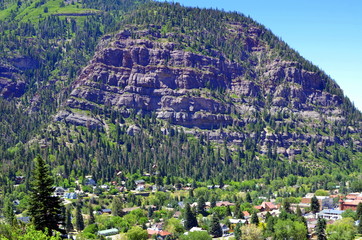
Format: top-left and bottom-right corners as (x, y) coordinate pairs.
(147, 229), (172, 239)
(339, 199), (362, 211)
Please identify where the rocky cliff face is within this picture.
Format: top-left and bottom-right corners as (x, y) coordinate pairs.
(54, 27), (360, 156)
(0, 62), (25, 98)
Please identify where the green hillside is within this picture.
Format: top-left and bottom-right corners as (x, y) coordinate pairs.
(0, 0), (361, 199)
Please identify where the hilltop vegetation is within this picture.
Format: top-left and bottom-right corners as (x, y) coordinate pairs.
(0, 0), (362, 239)
(0, 2), (361, 235)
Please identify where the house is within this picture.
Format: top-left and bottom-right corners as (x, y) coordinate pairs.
(17, 216), (30, 223)
(254, 206), (264, 211)
(261, 202), (277, 211)
(14, 176), (25, 184)
(300, 196), (334, 210)
(316, 209), (344, 220)
(53, 187), (65, 197)
(178, 201), (185, 208)
(147, 229), (172, 239)
(229, 219), (248, 225)
(149, 222), (165, 231)
(269, 209), (281, 217)
(84, 178), (96, 186)
(220, 224), (230, 236)
(291, 203), (312, 212)
(173, 211), (182, 218)
(339, 199), (362, 211)
(135, 179), (145, 191)
(100, 209), (112, 214)
(243, 211), (250, 219)
(64, 192), (77, 199)
(97, 228), (119, 237)
(345, 193), (362, 200)
(122, 207), (140, 214)
(216, 201), (235, 207)
(189, 227), (206, 232)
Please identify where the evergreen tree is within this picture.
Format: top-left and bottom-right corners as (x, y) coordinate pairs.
(296, 205), (302, 217)
(245, 192), (252, 203)
(191, 180), (197, 189)
(197, 196), (206, 216)
(311, 196), (320, 213)
(112, 196), (123, 217)
(184, 203), (198, 230)
(189, 189), (194, 198)
(75, 202), (85, 231)
(226, 205), (232, 217)
(357, 202), (362, 219)
(234, 222), (242, 240)
(3, 196), (15, 225)
(265, 212), (272, 221)
(234, 202), (241, 218)
(283, 199), (293, 214)
(358, 216), (362, 234)
(88, 204), (95, 225)
(316, 217), (327, 240)
(147, 206), (154, 218)
(65, 206), (73, 233)
(251, 212), (259, 225)
(279, 209), (288, 220)
(210, 195), (216, 208)
(239, 210), (245, 219)
(28, 155), (64, 235)
(265, 215), (275, 236)
(209, 214), (222, 238)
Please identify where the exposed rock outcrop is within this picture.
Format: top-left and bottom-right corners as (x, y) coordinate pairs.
(0, 62), (25, 98)
(54, 27), (356, 156)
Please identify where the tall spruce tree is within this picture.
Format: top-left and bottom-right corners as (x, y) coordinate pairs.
(75, 201), (85, 231)
(65, 206), (73, 233)
(245, 192), (252, 203)
(283, 199), (293, 214)
(358, 216), (362, 234)
(311, 196), (320, 213)
(184, 203), (198, 230)
(251, 212), (259, 225)
(209, 214), (222, 238)
(234, 222), (243, 240)
(357, 202), (362, 219)
(210, 195), (217, 209)
(296, 206), (303, 217)
(3, 196), (15, 225)
(316, 217), (327, 240)
(28, 155), (64, 235)
(197, 196), (206, 216)
(234, 202), (241, 218)
(88, 204), (95, 225)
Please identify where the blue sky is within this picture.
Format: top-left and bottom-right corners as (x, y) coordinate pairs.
(161, 0), (362, 111)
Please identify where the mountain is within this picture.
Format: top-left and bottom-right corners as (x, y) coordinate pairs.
(0, 1), (361, 183)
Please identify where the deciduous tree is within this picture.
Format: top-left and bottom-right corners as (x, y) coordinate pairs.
(111, 196), (123, 217)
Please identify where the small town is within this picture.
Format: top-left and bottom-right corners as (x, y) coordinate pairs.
(0, 0), (361, 239)
(4, 172), (362, 240)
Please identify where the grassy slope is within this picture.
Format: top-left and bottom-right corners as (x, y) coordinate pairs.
(0, 0), (99, 22)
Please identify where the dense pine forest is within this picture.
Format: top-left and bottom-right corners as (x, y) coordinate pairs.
(0, 0), (362, 238)
(0, 0), (360, 183)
